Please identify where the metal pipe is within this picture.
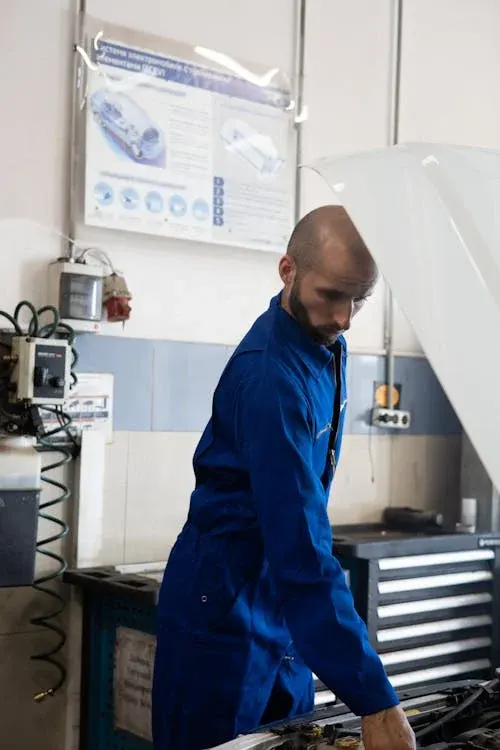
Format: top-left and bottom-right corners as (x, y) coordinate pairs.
(384, 0), (403, 408)
(66, 0), (87, 260)
(293, 0), (307, 223)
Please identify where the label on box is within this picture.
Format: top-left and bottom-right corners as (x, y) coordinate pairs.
(478, 537), (500, 548)
(114, 626), (156, 741)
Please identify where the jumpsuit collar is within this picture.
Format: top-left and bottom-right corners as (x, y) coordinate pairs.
(271, 293), (344, 380)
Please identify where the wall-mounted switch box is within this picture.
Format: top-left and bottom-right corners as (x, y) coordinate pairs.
(371, 407), (411, 430)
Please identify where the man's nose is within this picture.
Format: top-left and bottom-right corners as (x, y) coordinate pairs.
(333, 300), (354, 332)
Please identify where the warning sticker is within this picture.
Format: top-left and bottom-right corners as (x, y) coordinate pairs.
(114, 626), (157, 741)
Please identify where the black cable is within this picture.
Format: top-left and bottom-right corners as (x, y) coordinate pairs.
(415, 679), (499, 740)
(54, 322), (78, 388)
(42, 406), (79, 451)
(14, 301), (39, 337)
(35, 305), (60, 339)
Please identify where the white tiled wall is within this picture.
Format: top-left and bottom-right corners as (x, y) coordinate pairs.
(18, 433), (459, 581)
(389, 435), (462, 521)
(87, 431), (462, 566)
(99, 431), (129, 564)
(124, 432), (199, 562)
(329, 436), (393, 525)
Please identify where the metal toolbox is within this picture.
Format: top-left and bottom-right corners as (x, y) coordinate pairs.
(332, 525), (500, 692)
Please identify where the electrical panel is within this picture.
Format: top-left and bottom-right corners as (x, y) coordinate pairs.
(48, 260), (103, 333)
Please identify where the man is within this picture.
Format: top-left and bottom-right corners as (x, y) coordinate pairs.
(152, 206), (416, 750)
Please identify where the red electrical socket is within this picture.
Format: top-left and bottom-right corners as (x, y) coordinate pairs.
(103, 273), (132, 323)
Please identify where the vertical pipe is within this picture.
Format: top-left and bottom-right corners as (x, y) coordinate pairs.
(385, 0), (403, 408)
(293, 0), (307, 223)
(66, 0), (87, 260)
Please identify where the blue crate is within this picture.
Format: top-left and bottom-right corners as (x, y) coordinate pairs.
(71, 556), (361, 750)
(82, 592), (156, 750)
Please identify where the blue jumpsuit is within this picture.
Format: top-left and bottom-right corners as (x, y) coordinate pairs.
(152, 294), (398, 750)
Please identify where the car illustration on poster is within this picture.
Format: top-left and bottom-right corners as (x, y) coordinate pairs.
(220, 118), (284, 178)
(90, 88), (166, 167)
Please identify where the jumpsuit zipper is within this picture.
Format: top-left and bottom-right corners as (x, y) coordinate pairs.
(328, 343), (343, 471)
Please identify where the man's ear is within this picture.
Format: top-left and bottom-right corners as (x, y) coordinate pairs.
(279, 255), (296, 286)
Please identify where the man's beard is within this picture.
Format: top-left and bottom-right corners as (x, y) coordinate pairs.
(288, 281), (340, 347)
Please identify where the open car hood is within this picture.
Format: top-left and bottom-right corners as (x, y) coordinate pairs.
(308, 143), (500, 492)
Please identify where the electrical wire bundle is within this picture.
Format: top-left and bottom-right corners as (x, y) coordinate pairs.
(414, 677), (500, 743)
(0, 301), (79, 701)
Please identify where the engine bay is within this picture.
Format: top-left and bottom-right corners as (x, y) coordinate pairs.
(248, 678), (500, 750)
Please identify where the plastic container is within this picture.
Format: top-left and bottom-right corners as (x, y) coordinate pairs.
(0, 436), (41, 586)
(460, 497), (478, 533)
(0, 436), (41, 490)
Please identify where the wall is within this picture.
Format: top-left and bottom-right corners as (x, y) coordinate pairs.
(1, 1), (500, 749)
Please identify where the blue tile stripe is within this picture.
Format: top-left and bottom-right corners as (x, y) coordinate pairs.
(346, 354), (461, 436)
(75, 335), (461, 436)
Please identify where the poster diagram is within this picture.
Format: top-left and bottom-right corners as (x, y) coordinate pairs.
(89, 89), (166, 168)
(84, 38), (294, 253)
(220, 119), (284, 178)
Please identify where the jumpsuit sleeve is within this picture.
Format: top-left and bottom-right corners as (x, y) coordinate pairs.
(238, 370), (399, 717)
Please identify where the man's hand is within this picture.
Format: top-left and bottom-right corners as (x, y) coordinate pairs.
(361, 705), (416, 750)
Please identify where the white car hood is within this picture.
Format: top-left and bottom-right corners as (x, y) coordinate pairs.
(308, 142), (500, 494)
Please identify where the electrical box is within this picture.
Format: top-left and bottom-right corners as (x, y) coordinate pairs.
(10, 337), (70, 405)
(48, 260), (103, 333)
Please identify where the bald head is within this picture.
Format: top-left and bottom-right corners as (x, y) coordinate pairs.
(287, 205), (376, 277)
(279, 205), (377, 346)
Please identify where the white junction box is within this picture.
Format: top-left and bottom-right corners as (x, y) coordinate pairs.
(371, 407), (411, 430)
(48, 260), (104, 333)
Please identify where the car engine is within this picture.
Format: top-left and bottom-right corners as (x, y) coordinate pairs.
(226, 678), (500, 750)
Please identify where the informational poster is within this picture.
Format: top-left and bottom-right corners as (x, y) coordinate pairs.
(84, 36), (294, 253)
(40, 373), (113, 444)
(114, 627), (156, 741)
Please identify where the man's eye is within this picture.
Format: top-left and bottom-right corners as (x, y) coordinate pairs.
(320, 290), (342, 301)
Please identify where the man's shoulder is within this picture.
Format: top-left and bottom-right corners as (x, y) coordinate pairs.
(225, 344), (305, 408)
(233, 301), (276, 353)
(219, 297), (312, 394)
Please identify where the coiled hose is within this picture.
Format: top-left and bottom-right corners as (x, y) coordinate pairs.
(0, 301), (79, 701)
(31, 433), (73, 701)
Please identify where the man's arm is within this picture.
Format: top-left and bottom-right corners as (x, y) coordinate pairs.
(237, 368), (397, 716)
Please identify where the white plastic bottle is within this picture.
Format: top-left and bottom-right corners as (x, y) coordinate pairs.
(0, 436), (41, 490)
